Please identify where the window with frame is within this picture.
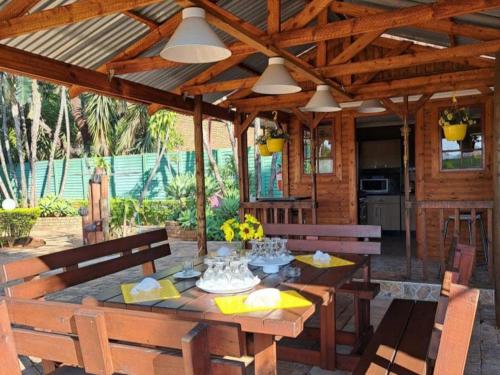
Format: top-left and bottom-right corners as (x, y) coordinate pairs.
(303, 122), (334, 174)
(440, 106), (483, 171)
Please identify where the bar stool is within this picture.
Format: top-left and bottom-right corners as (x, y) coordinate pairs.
(443, 212), (488, 265)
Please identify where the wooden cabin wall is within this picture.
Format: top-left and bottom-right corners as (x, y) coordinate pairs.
(287, 112), (357, 224)
(415, 94), (493, 259)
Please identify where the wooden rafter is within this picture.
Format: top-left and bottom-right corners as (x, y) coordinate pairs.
(69, 12), (182, 97)
(318, 39), (500, 78)
(280, 0), (333, 31)
(381, 98), (404, 117)
(328, 31), (384, 65)
(316, 9), (328, 68)
(0, 0), (40, 21)
(0, 0), (163, 40)
(229, 69), (494, 111)
(236, 111), (259, 137)
(182, 0), (350, 100)
(106, 57), (183, 76)
(0, 43), (233, 121)
(123, 10), (160, 30)
(267, 0), (281, 34)
(330, 1), (500, 42)
(271, 0), (500, 49)
(353, 41), (413, 85)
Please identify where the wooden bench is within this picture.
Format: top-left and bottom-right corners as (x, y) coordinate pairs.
(354, 243), (478, 375)
(263, 223), (382, 350)
(0, 297), (246, 375)
(0, 228), (170, 299)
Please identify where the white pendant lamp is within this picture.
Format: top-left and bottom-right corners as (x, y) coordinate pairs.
(252, 57), (302, 95)
(303, 85), (342, 112)
(160, 7), (231, 63)
(357, 99), (386, 114)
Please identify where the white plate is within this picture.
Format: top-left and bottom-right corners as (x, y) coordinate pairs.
(195, 278), (260, 294)
(174, 270), (201, 279)
(249, 254), (294, 267)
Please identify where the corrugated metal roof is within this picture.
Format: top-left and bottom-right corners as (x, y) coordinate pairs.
(0, 0), (497, 104)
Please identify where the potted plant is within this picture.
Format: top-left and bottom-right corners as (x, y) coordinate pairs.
(221, 214), (264, 252)
(266, 127), (289, 153)
(256, 134), (272, 156)
(439, 98), (476, 142)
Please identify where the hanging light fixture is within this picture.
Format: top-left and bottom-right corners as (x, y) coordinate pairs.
(303, 85), (342, 112)
(160, 7), (231, 64)
(252, 57), (302, 95)
(357, 99), (386, 114)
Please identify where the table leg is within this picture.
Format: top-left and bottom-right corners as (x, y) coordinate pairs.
(320, 293), (336, 370)
(254, 333), (277, 375)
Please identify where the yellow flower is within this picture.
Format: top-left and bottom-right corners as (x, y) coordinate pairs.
(244, 214), (259, 225)
(447, 113), (453, 121)
(222, 226), (235, 242)
(255, 224), (264, 240)
(239, 223), (255, 241)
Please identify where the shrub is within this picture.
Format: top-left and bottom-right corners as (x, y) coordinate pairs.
(0, 208), (41, 244)
(38, 196), (78, 217)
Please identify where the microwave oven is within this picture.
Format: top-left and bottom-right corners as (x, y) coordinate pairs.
(359, 178), (390, 194)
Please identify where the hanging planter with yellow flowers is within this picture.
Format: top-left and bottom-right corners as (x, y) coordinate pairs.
(256, 134), (272, 156)
(266, 128), (289, 153)
(439, 97), (476, 142)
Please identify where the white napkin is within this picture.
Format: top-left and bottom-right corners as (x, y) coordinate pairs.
(217, 246), (233, 256)
(244, 288), (281, 308)
(313, 250), (331, 264)
(130, 277), (161, 295)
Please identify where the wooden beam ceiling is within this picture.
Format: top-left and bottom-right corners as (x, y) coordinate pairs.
(183, 0), (350, 100)
(0, 0), (163, 40)
(0, 44), (233, 121)
(267, 0), (281, 34)
(0, 0), (40, 21)
(69, 12), (182, 97)
(229, 68), (494, 111)
(330, 1), (500, 42)
(123, 10), (160, 30)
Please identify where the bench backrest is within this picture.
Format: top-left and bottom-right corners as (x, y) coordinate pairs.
(0, 297), (245, 375)
(434, 283), (479, 374)
(0, 228), (170, 299)
(263, 223), (381, 255)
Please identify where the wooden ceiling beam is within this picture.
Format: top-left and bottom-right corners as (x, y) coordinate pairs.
(330, 1), (500, 42)
(107, 56), (183, 75)
(280, 0), (333, 31)
(353, 41), (413, 85)
(272, 0), (500, 48)
(267, 0), (281, 34)
(69, 12), (182, 97)
(0, 43), (233, 121)
(328, 30), (384, 65)
(0, 0), (40, 21)
(185, 0), (349, 100)
(123, 10), (160, 30)
(0, 0), (163, 40)
(318, 39), (500, 78)
(229, 69), (494, 111)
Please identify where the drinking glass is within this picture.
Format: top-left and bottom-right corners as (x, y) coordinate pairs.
(182, 260), (194, 276)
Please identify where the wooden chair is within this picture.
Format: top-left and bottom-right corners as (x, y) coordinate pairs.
(0, 228), (170, 299)
(353, 245), (479, 375)
(263, 223), (382, 350)
(0, 297), (246, 375)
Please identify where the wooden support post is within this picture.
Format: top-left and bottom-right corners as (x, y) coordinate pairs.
(237, 113), (250, 220)
(194, 95), (207, 256)
(402, 96), (412, 279)
(310, 123), (318, 224)
(493, 52), (500, 327)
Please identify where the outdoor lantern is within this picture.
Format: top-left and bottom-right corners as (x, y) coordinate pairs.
(357, 99), (386, 114)
(303, 85), (342, 112)
(252, 57), (302, 95)
(160, 7), (231, 63)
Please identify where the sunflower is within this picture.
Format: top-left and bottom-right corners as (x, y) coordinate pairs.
(255, 224), (264, 240)
(239, 223), (255, 241)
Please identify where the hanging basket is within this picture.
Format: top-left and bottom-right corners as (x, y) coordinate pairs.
(442, 124), (467, 141)
(258, 144), (272, 156)
(266, 138), (285, 153)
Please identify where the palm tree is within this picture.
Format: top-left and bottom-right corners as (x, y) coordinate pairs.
(115, 103), (149, 154)
(84, 94), (120, 156)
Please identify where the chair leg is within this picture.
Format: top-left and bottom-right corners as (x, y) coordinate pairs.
(443, 218), (450, 243)
(467, 220), (473, 245)
(478, 218), (488, 266)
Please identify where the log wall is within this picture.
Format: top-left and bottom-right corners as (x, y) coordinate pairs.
(287, 112), (358, 224)
(415, 95), (493, 258)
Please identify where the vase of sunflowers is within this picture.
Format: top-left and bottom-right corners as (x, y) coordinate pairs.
(439, 97), (476, 142)
(221, 214), (264, 253)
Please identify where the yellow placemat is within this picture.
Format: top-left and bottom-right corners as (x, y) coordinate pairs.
(120, 279), (180, 304)
(295, 254), (355, 268)
(214, 290), (312, 315)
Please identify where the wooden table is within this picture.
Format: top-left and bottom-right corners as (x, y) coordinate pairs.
(96, 254), (369, 374)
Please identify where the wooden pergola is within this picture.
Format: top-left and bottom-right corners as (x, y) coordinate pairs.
(0, 0), (498, 322)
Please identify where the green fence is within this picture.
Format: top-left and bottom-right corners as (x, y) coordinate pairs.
(9, 147), (282, 200)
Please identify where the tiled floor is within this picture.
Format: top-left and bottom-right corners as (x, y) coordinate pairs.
(1, 226), (498, 374)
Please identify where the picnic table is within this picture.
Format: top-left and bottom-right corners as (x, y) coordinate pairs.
(96, 253), (371, 373)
